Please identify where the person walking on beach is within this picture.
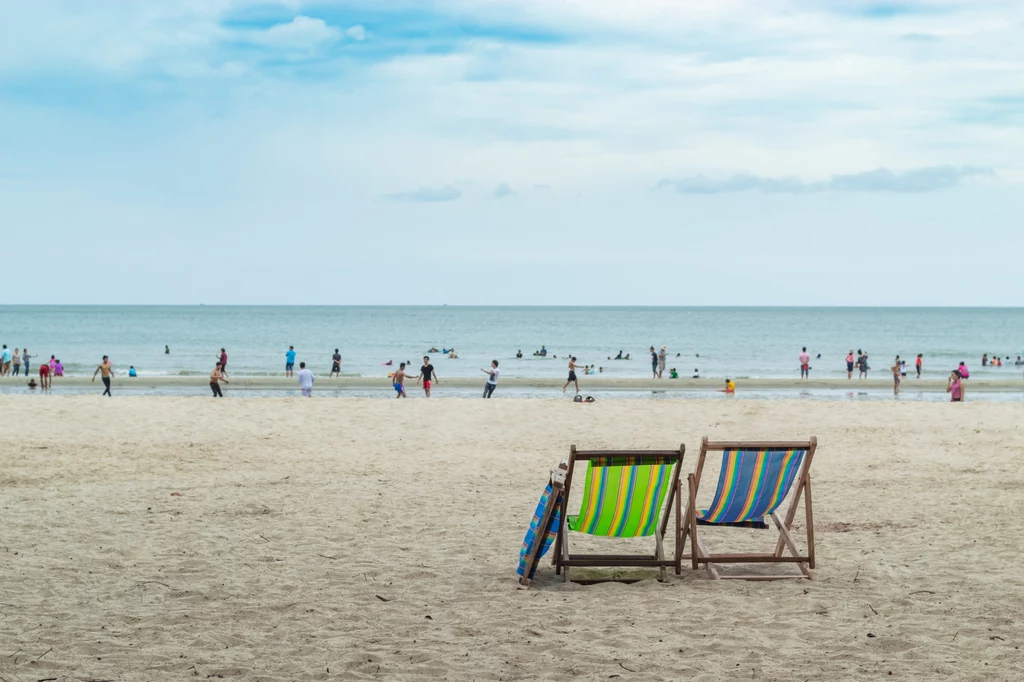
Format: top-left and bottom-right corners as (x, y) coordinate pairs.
(845, 350), (855, 379)
(658, 346), (667, 379)
(296, 362), (315, 397)
(417, 356), (438, 397)
(799, 347), (810, 379)
(482, 360), (499, 398)
(563, 356), (581, 394)
(11, 348), (20, 377)
(916, 354), (923, 378)
(22, 349), (31, 376)
(891, 357), (901, 396)
(210, 362), (228, 397)
(650, 346), (658, 379)
(285, 345), (296, 377)
(858, 350), (869, 379)
(947, 369), (965, 402)
(392, 362), (411, 398)
(92, 356), (114, 396)
(219, 348), (228, 377)
(330, 349), (342, 377)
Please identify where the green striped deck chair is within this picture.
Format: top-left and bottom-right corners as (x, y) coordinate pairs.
(684, 437), (818, 580)
(554, 445), (684, 583)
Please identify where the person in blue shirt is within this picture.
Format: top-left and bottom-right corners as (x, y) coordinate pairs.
(129, 366), (138, 378)
(285, 346), (297, 377)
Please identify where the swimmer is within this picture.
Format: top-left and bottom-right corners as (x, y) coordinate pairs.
(615, 350), (623, 360)
(516, 350), (523, 359)
(28, 378), (38, 390)
(393, 362), (411, 398)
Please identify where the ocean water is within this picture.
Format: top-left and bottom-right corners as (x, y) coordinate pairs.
(1, 305), (1022, 381)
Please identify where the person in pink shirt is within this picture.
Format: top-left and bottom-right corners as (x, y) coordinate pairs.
(947, 370), (965, 402)
(845, 350), (855, 379)
(799, 347), (810, 379)
(957, 362), (970, 379)
(48, 356), (57, 375)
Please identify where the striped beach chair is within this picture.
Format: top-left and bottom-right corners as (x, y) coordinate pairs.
(554, 445), (684, 583)
(685, 437), (818, 580)
(517, 464), (566, 588)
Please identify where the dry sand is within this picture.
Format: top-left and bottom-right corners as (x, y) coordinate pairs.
(1, 396), (1023, 681)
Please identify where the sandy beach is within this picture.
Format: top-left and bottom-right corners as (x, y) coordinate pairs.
(2, 396), (1023, 681)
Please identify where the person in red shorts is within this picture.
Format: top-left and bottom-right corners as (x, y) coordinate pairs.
(38, 361), (51, 390)
(417, 356), (438, 397)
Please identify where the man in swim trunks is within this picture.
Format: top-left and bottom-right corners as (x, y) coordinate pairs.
(562, 356), (580, 395)
(417, 356), (438, 397)
(210, 362), (228, 397)
(393, 362), (410, 398)
(285, 345), (296, 377)
(38, 359), (50, 390)
(330, 349), (342, 377)
(92, 355), (114, 396)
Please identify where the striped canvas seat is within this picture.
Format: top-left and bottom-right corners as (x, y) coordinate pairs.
(567, 456), (675, 538)
(697, 449), (806, 529)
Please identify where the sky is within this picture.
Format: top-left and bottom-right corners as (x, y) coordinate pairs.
(1, 0), (1023, 305)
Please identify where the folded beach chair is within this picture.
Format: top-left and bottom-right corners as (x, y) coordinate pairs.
(685, 437), (817, 580)
(517, 462), (567, 588)
(553, 445), (684, 583)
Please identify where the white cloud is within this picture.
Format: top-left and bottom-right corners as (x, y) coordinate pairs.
(345, 25), (367, 41)
(656, 166), (996, 194)
(248, 16), (340, 49)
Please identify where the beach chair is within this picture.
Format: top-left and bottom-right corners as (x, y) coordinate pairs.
(685, 437), (817, 580)
(553, 445), (684, 583)
(517, 461), (567, 588)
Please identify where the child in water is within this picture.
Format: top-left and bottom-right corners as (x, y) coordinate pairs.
(669, 368), (679, 379)
(129, 366), (138, 377)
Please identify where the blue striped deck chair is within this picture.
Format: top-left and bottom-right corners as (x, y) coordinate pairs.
(553, 445), (685, 583)
(684, 437), (818, 580)
(517, 463), (566, 588)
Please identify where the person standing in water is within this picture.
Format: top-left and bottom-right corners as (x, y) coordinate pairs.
(92, 355), (114, 396)
(562, 356), (581, 394)
(11, 348), (20, 377)
(482, 360), (499, 398)
(890, 357), (901, 396)
(219, 348), (228, 377)
(799, 347), (810, 379)
(916, 353), (923, 378)
(650, 346), (658, 379)
(330, 349), (342, 377)
(417, 356), (438, 397)
(210, 362), (228, 397)
(296, 361), (315, 397)
(285, 345), (297, 378)
(858, 350), (869, 379)
(22, 349), (31, 376)
(165, 345), (170, 355)
(658, 346), (668, 379)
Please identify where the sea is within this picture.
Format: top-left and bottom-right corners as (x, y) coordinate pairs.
(1, 306), (1022, 399)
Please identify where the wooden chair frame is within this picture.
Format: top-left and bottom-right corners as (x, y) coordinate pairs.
(553, 445), (684, 583)
(684, 437), (817, 580)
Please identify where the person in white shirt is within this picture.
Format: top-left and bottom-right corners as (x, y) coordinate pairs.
(296, 362), (315, 397)
(482, 360), (499, 398)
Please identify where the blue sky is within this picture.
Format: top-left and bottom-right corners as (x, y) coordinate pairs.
(2, 0), (1022, 305)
